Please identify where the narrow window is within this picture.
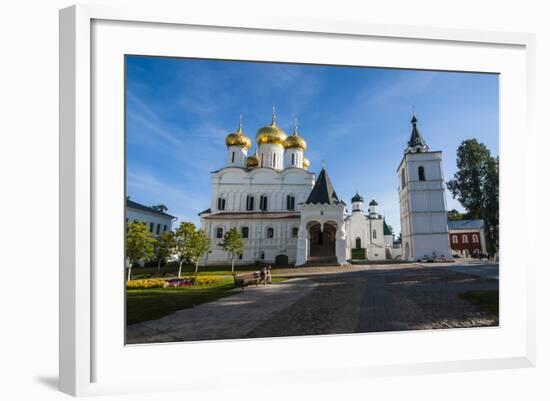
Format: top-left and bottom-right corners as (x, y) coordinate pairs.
(260, 195), (268, 211)
(292, 227), (299, 238)
(260, 252), (265, 260)
(246, 195), (254, 211)
(216, 227), (223, 238)
(401, 170), (406, 189)
(241, 227), (249, 238)
(287, 195), (295, 211)
(260, 153), (264, 166)
(472, 234), (479, 243)
(373, 229), (377, 239)
(156, 223), (161, 234)
(355, 237), (362, 249)
(291, 153), (295, 166)
(273, 153), (277, 168)
(217, 197), (226, 211)
(462, 234), (469, 243)
(452, 235), (458, 244)
(231, 152), (235, 163)
(267, 227), (274, 238)
(418, 166), (426, 181)
(149, 222), (154, 232)
(163, 225), (167, 232)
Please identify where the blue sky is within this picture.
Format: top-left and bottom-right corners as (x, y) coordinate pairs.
(126, 55), (499, 234)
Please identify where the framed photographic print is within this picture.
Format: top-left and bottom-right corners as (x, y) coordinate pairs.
(59, 4), (536, 397)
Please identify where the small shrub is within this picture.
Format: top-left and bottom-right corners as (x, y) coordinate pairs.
(126, 279), (167, 289)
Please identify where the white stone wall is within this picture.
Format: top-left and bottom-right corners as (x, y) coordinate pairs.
(258, 143), (285, 169)
(200, 217), (301, 265)
(210, 167), (314, 213)
(284, 148), (304, 169)
(226, 145), (248, 167)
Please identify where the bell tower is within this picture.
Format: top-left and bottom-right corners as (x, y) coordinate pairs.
(397, 114), (451, 261)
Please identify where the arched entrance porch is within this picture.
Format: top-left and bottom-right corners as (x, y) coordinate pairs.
(307, 221), (337, 260)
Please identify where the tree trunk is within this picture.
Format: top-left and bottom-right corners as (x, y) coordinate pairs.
(195, 259), (199, 273)
(157, 259), (162, 273)
(127, 265), (132, 283)
(178, 260), (183, 278)
(231, 257), (235, 273)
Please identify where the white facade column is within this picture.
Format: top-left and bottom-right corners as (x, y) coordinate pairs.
(296, 224), (308, 266)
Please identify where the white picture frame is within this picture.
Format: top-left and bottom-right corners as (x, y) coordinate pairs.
(59, 4), (536, 397)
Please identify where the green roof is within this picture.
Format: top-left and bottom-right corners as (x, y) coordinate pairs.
(369, 199), (378, 206)
(383, 220), (393, 236)
(351, 192), (364, 203)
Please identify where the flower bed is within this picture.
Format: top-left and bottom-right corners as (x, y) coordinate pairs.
(127, 276), (225, 289)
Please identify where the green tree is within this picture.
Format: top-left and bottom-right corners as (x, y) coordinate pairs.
(221, 227), (244, 272)
(175, 222), (196, 278)
(153, 231), (176, 273)
(448, 209), (466, 221)
(188, 229), (211, 273)
(447, 139), (499, 257)
(125, 221), (156, 282)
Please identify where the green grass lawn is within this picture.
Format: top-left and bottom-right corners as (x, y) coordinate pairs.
(458, 290), (499, 316)
(126, 277), (289, 325)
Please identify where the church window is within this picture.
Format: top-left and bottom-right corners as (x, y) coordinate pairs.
(217, 197), (226, 211)
(292, 227), (299, 238)
(273, 153), (276, 168)
(216, 227), (223, 238)
(156, 224), (161, 235)
(287, 195), (295, 211)
(163, 225), (167, 232)
(462, 234), (469, 243)
(418, 166), (426, 181)
(373, 230), (377, 239)
(231, 152), (235, 163)
(149, 222), (154, 232)
(261, 153), (264, 166)
(241, 226), (249, 238)
(260, 251), (265, 260)
(452, 235), (458, 244)
(401, 170), (406, 189)
(355, 237), (362, 249)
(267, 227), (274, 238)
(472, 234), (479, 243)
(291, 153), (295, 166)
(246, 195), (254, 211)
(260, 195), (268, 211)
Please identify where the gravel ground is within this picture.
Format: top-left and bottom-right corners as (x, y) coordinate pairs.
(247, 265), (498, 338)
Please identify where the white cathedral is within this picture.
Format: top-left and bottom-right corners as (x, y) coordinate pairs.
(198, 110), (451, 266)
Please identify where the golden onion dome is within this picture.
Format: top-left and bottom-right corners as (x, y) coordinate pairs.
(246, 152), (260, 168)
(256, 108), (287, 146)
(303, 157), (310, 169)
(225, 116), (252, 149)
(283, 119), (307, 151)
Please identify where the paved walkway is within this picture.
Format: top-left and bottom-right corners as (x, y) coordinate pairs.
(426, 262), (499, 280)
(126, 278), (318, 344)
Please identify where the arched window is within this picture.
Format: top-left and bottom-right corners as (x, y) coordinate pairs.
(286, 195), (295, 211)
(401, 169), (406, 189)
(373, 230), (377, 239)
(472, 234), (479, 243)
(246, 195), (254, 211)
(418, 166), (426, 181)
(216, 227), (224, 238)
(260, 153), (264, 166)
(267, 227), (274, 238)
(217, 197), (226, 211)
(260, 195), (268, 211)
(452, 235), (458, 244)
(355, 237), (362, 249)
(231, 152), (235, 163)
(241, 226), (249, 238)
(291, 153), (295, 166)
(292, 227), (299, 238)
(273, 153), (277, 168)
(462, 234), (469, 243)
